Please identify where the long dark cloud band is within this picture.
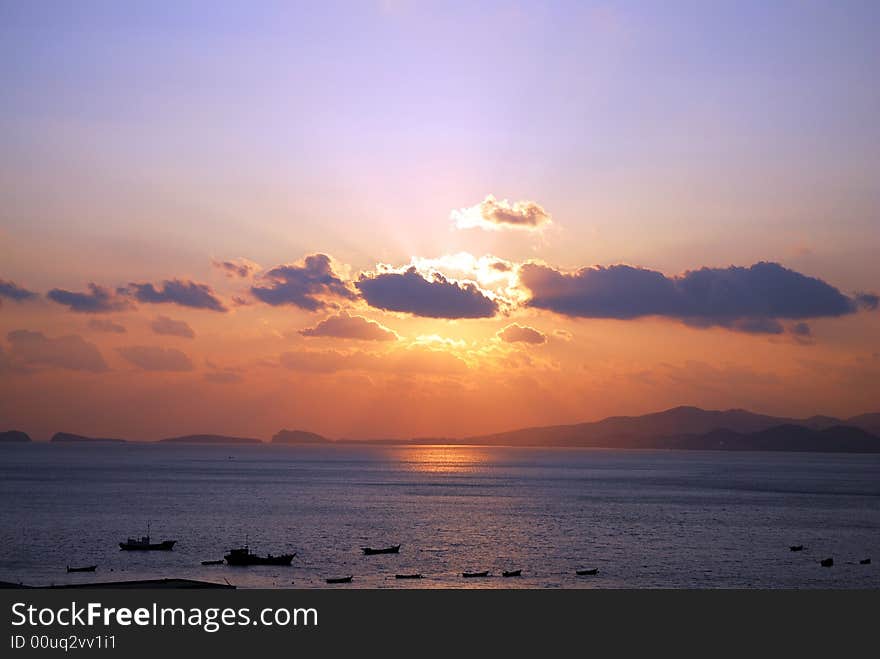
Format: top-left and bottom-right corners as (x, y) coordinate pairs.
(519, 261), (873, 332)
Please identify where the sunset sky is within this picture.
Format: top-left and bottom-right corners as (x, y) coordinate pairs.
(1, 1), (878, 440)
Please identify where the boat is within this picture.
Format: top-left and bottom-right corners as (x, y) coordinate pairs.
(361, 545), (400, 555)
(860, 558), (871, 565)
(66, 565), (97, 573)
(395, 573), (422, 579)
(224, 544), (295, 566)
(119, 523), (176, 551)
(576, 568), (599, 576)
(502, 569), (522, 577)
(789, 545), (805, 552)
(201, 559), (224, 566)
(820, 557), (833, 567)
(326, 576), (353, 584)
(462, 571), (490, 578)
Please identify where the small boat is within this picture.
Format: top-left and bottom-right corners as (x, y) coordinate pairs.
(789, 545), (805, 552)
(860, 558), (871, 565)
(820, 557), (833, 567)
(201, 559), (224, 566)
(576, 568), (599, 576)
(395, 573), (422, 580)
(67, 565), (97, 573)
(119, 522), (176, 551)
(502, 569), (522, 577)
(326, 576), (353, 584)
(462, 571), (490, 578)
(361, 545), (400, 555)
(224, 544), (295, 566)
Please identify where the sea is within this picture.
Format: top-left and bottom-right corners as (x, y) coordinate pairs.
(0, 443), (878, 589)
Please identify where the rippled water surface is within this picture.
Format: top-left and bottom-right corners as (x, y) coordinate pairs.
(1, 444), (878, 588)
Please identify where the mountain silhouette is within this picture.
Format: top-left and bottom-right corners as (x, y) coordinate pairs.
(465, 406), (880, 451)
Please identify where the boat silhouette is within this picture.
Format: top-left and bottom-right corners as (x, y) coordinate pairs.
(462, 571), (490, 578)
(820, 557), (833, 567)
(326, 575), (353, 584)
(361, 545), (400, 555)
(224, 544), (295, 566)
(502, 569), (522, 577)
(789, 545), (805, 552)
(576, 568), (599, 576)
(66, 565), (97, 573)
(860, 558), (871, 565)
(201, 559), (224, 566)
(394, 573), (422, 579)
(119, 523), (176, 551)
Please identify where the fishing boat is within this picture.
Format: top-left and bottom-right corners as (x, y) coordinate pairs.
(361, 545), (400, 555)
(789, 545), (805, 552)
(66, 565), (97, 573)
(119, 523), (176, 551)
(326, 576), (353, 584)
(860, 558), (871, 565)
(201, 559), (224, 566)
(224, 544), (295, 566)
(576, 568), (599, 576)
(502, 569), (522, 577)
(395, 573), (422, 579)
(820, 557), (833, 567)
(462, 571), (490, 578)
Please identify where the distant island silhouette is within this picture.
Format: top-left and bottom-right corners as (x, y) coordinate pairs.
(3, 407), (879, 453)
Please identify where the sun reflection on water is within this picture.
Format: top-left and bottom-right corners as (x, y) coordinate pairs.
(395, 445), (493, 475)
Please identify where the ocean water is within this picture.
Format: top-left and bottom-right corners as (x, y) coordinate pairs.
(0, 443), (877, 589)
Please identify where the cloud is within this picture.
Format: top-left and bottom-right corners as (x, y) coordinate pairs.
(117, 345), (194, 371)
(0, 279), (37, 304)
(790, 322), (812, 337)
(126, 279), (226, 312)
(48, 283), (133, 313)
(451, 194), (552, 231)
(520, 261), (869, 333)
(497, 323), (547, 344)
(299, 312), (399, 341)
(855, 292), (879, 311)
(251, 254), (356, 311)
(213, 258), (259, 279)
(150, 315), (196, 339)
(88, 319), (127, 333)
(6, 329), (108, 372)
(356, 267), (499, 319)
(552, 328), (574, 341)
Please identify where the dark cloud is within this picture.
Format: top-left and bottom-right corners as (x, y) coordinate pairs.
(251, 254), (356, 311)
(213, 258), (258, 279)
(855, 292), (879, 311)
(356, 267), (498, 319)
(520, 261), (866, 332)
(300, 312), (398, 341)
(88, 318), (127, 334)
(0, 279), (37, 304)
(117, 345), (194, 371)
(6, 329), (108, 372)
(150, 315), (196, 339)
(126, 279), (227, 312)
(790, 322), (812, 337)
(497, 323), (547, 344)
(48, 283), (133, 313)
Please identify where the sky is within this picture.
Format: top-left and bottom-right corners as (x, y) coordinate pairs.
(1, 1), (878, 440)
